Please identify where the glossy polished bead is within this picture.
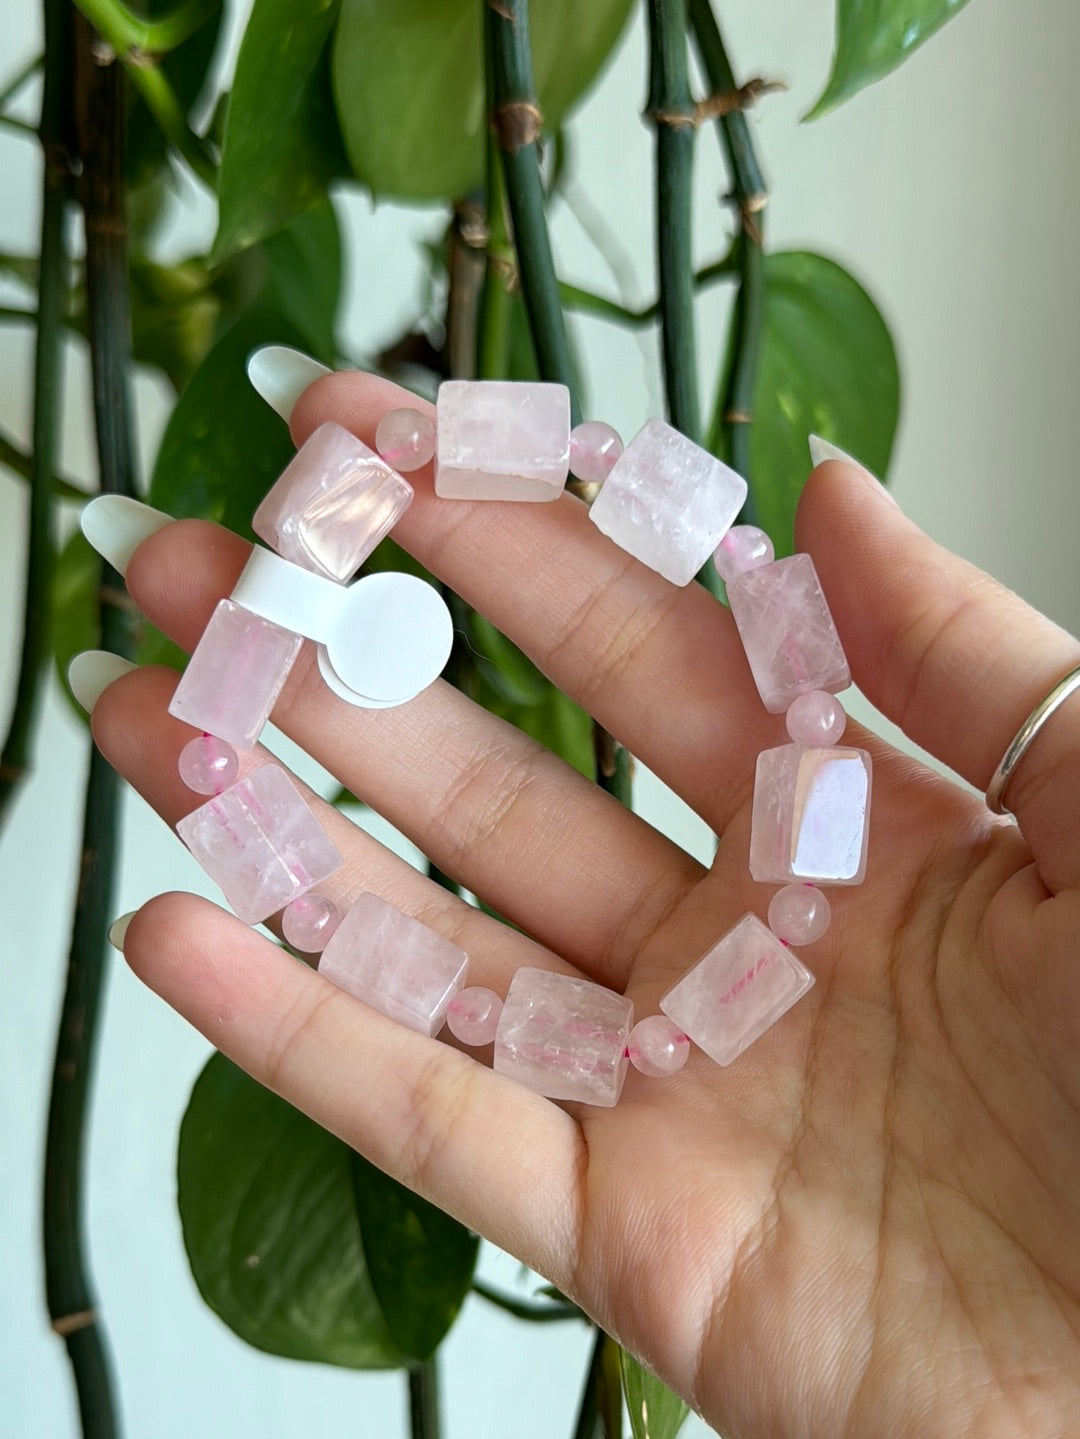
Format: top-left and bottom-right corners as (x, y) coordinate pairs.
(494, 968), (633, 1107)
(589, 419), (747, 586)
(627, 1016), (690, 1077)
(253, 422), (414, 582)
(434, 380), (570, 501)
(785, 690), (846, 747)
(767, 884), (831, 945)
(178, 734), (239, 795)
(570, 421), (623, 483)
(445, 987), (503, 1046)
(750, 744), (872, 885)
(319, 893), (468, 1036)
(282, 892), (341, 953)
(176, 764), (342, 925)
(660, 914), (814, 1067)
(375, 408), (436, 472)
(713, 524), (774, 582)
(727, 553), (850, 713)
(168, 598), (302, 750)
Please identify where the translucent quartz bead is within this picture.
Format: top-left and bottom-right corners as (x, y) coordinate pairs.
(589, 419), (747, 587)
(178, 734), (239, 795)
(445, 987), (503, 1046)
(282, 892), (341, 953)
(768, 884), (831, 945)
(494, 968), (633, 1107)
(750, 744), (872, 885)
(435, 380), (570, 501)
(569, 421), (623, 484)
(785, 690), (846, 747)
(176, 765), (342, 925)
(713, 524), (774, 582)
(319, 893), (468, 1037)
(375, 408), (436, 473)
(627, 1016), (690, 1077)
(660, 914), (814, 1067)
(168, 598), (302, 750)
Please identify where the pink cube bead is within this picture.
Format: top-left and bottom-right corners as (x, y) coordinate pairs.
(177, 734), (239, 795)
(627, 1016), (690, 1077)
(375, 408), (436, 473)
(750, 744), (872, 885)
(282, 892), (341, 953)
(176, 764), (342, 925)
(589, 419), (747, 586)
(318, 893), (468, 1037)
(569, 421), (623, 483)
(445, 987), (503, 1046)
(434, 380), (570, 501)
(168, 599), (302, 750)
(253, 422), (414, 582)
(727, 553), (850, 713)
(660, 914), (814, 1067)
(494, 968), (633, 1107)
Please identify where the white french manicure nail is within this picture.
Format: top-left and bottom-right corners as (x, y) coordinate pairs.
(108, 911), (137, 952)
(81, 495), (173, 577)
(247, 345), (332, 423)
(807, 434), (899, 507)
(68, 650), (138, 713)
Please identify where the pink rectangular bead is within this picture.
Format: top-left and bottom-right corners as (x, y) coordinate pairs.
(493, 968), (633, 1107)
(168, 598), (302, 749)
(727, 553), (850, 713)
(589, 419), (747, 586)
(253, 422), (414, 582)
(318, 893), (468, 1037)
(660, 914), (814, 1067)
(434, 380), (570, 501)
(749, 743), (872, 885)
(176, 764), (342, 925)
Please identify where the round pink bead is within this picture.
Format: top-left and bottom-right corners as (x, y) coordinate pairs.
(785, 690), (846, 747)
(178, 733), (239, 795)
(374, 408), (436, 472)
(570, 421), (623, 484)
(446, 987), (503, 1046)
(768, 884), (831, 945)
(627, 1016), (691, 1078)
(713, 525), (775, 582)
(282, 892), (341, 953)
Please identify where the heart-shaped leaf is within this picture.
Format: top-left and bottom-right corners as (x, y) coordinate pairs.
(807, 0), (971, 119)
(178, 1053), (403, 1368)
(747, 250), (900, 555)
(332, 0), (633, 200)
(621, 1349), (690, 1439)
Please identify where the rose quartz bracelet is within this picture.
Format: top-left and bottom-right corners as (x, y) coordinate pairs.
(166, 379), (870, 1108)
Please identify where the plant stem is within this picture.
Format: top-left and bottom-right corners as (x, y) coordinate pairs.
(645, 0), (700, 442)
(558, 251), (737, 329)
(0, 426), (86, 498)
(689, 0), (766, 516)
(484, 0), (579, 421)
(572, 1327), (623, 1439)
(0, 0), (72, 831)
(75, 0), (217, 55)
(407, 1358), (441, 1439)
(472, 1279), (583, 1323)
(0, 53), (43, 110)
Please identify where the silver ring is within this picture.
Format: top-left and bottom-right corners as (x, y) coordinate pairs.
(986, 662), (1080, 816)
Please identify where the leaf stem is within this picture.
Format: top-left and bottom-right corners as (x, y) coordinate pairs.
(74, 0), (218, 56)
(472, 1279), (584, 1323)
(558, 250), (737, 328)
(407, 1358), (441, 1439)
(0, 425), (86, 498)
(0, 53), (43, 110)
(572, 1328), (623, 1439)
(645, 0), (700, 441)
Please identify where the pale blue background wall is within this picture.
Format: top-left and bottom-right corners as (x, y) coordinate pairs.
(2, 2), (1079, 1436)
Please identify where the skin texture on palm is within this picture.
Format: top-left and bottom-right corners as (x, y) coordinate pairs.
(89, 372), (1080, 1437)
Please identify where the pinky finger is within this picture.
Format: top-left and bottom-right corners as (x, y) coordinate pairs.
(119, 892), (585, 1291)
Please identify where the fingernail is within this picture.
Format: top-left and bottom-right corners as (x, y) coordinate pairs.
(247, 345), (332, 423)
(81, 495), (173, 576)
(807, 434), (899, 508)
(68, 650), (138, 713)
(108, 911), (137, 952)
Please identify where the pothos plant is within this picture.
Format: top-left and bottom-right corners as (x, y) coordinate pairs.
(0, 0), (968, 1434)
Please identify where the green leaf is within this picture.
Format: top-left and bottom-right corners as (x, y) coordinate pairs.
(332, 0), (633, 200)
(350, 1154), (479, 1361)
(808, 0), (971, 119)
(148, 305), (306, 534)
(620, 1350), (690, 1439)
(212, 0), (350, 262)
(748, 250), (900, 555)
(178, 1053), (403, 1368)
(260, 200), (343, 362)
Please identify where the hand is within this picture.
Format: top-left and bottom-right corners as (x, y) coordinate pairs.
(88, 371), (1080, 1438)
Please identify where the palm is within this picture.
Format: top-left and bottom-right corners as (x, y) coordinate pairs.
(93, 372), (1080, 1436)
